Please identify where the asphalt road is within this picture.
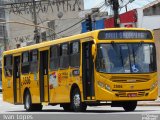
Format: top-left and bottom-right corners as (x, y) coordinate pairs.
(0, 93), (160, 120)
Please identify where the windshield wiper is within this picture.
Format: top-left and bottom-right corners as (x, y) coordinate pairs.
(111, 42), (124, 68)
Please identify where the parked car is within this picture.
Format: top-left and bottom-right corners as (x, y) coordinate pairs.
(0, 80), (2, 92)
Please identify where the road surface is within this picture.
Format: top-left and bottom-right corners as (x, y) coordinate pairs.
(0, 93), (160, 120)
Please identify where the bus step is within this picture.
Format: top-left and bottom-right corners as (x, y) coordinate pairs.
(42, 102), (49, 106)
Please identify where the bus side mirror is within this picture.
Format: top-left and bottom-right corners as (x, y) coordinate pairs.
(92, 44), (96, 61)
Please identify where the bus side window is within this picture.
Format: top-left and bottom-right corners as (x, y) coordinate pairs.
(30, 50), (38, 73)
(70, 41), (80, 68)
(21, 52), (30, 74)
(60, 43), (69, 69)
(50, 45), (59, 70)
(4, 55), (13, 77)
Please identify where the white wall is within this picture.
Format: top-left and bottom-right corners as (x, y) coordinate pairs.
(137, 8), (160, 30)
(141, 16), (160, 30)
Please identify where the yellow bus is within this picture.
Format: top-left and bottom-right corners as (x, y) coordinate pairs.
(2, 28), (158, 112)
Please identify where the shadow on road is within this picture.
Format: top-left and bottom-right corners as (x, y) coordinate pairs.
(5, 109), (157, 113)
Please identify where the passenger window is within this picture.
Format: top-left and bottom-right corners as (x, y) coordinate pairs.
(30, 50), (38, 73)
(50, 45), (59, 70)
(22, 52), (30, 74)
(70, 41), (80, 68)
(4, 55), (13, 77)
(60, 43), (69, 69)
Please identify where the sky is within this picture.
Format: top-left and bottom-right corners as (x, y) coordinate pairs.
(84, 0), (156, 12)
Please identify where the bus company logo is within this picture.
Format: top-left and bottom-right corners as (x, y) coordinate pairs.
(142, 114), (158, 120)
(130, 85), (134, 89)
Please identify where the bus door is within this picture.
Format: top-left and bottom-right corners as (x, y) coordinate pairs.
(39, 50), (49, 102)
(82, 41), (95, 100)
(13, 56), (21, 103)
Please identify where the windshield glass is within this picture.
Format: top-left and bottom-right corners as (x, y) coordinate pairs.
(96, 43), (156, 73)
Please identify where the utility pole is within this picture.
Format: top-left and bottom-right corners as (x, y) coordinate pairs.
(2, 24), (7, 50)
(32, 0), (39, 43)
(110, 0), (120, 27)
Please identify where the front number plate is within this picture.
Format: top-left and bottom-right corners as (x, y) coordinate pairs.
(127, 93), (137, 97)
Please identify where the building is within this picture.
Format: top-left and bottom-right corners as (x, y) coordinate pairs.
(104, 9), (137, 28)
(4, 0), (84, 49)
(40, 18), (82, 41)
(0, 0), (6, 67)
(141, 0), (160, 96)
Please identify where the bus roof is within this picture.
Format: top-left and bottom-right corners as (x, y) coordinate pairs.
(3, 28), (151, 55)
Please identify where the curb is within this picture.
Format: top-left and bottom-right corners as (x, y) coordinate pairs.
(138, 104), (160, 106)
(138, 102), (160, 106)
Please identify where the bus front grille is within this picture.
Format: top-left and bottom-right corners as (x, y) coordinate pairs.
(110, 76), (151, 83)
(114, 90), (149, 97)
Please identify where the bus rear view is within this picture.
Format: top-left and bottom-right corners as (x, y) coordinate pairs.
(94, 29), (158, 111)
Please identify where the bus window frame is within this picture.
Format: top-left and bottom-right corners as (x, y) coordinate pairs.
(95, 43), (157, 74)
(21, 51), (30, 74)
(70, 40), (80, 68)
(4, 55), (13, 77)
(60, 43), (70, 70)
(50, 45), (60, 71)
(30, 49), (38, 73)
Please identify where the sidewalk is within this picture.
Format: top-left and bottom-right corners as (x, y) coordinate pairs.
(138, 98), (160, 106)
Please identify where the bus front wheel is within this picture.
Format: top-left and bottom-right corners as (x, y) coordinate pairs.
(71, 88), (87, 112)
(122, 101), (137, 112)
(24, 91), (33, 111)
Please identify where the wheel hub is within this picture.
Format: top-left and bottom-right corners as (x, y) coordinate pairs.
(25, 94), (30, 109)
(73, 94), (80, 107)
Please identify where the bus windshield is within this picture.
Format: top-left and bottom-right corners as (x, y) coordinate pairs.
(96, 43), (157, 73)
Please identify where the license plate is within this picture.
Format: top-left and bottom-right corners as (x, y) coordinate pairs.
(127, 93), (137, 97)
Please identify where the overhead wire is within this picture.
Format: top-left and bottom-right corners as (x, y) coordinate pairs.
(2, 0), (106, 39)
(55, 2), (106, 35)
(57, 3), (108, 37)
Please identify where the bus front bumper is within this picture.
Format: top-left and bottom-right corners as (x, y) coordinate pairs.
(96, 86), (158, 101)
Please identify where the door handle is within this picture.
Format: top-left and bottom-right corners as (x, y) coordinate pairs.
(44, 69), (46, 74)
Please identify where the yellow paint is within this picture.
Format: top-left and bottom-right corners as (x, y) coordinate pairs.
(42, 102), (49, 106)
(44, 75), (49, 102)
(29, 73), (40, 103)
(2, 28), (157, 107)
(16, 78), (21, 103)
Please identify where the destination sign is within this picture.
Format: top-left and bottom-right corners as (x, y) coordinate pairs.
(98, 30), (153, 40)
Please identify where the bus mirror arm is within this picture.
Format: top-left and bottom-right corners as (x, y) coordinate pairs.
(92, 44), (96, 61)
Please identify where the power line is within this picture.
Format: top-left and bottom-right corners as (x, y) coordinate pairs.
(54, 2), (106, 37)
(59, 25), (81, 37)
(56, 2), (105, 35)
(2, 1), (106, 40)
(56, 19), (84, 35)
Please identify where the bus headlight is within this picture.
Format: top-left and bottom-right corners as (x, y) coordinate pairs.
(105, 84), (111, 91)
(150, 81), (158, 90)
(98, 81), (105, 88)
(98, 81), (111, 91)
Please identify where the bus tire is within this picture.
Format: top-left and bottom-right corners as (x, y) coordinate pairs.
(61, 103), (72, 111)
(123, 101), (137, 112)
(71, 88), (87, 112)
(24, 91), (34, 111)
(34, 104), (43, 111)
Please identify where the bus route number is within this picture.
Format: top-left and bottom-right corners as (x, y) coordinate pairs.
(114, 85), (122, 88)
